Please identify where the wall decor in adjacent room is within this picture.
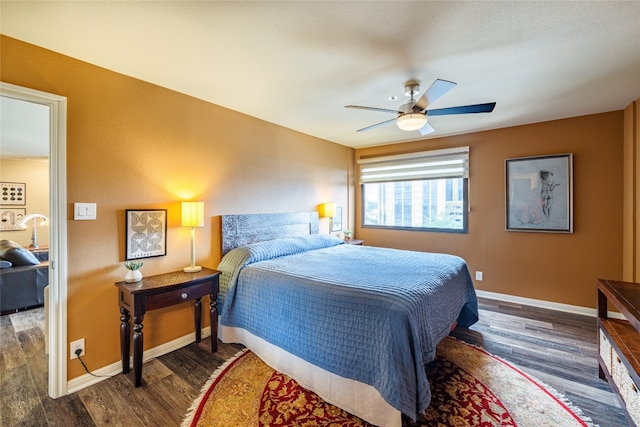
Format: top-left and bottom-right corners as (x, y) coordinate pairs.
(505, 153), (573, 233)
(125, 209), (167, 260)
(0, 208), (26, 230)
(0, 182), (26, 205)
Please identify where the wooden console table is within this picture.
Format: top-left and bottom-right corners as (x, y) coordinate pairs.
(115, 267), (220, 387)
(597, 278), (640, 426)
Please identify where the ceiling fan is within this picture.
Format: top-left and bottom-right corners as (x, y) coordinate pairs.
(345, 79), (496, 135)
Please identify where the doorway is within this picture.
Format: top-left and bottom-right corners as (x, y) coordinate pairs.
(0, 82), (68, 398)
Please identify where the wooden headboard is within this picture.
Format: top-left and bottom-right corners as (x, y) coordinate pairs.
(221, 212), (319, 255)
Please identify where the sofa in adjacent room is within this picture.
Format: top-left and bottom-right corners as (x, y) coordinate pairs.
(0, 240), (49, 314)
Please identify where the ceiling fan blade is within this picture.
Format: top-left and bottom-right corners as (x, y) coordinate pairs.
(427, 102), (496, 116)
(345, 105), (400, 114)
(356, 118), (397, 132)
(413, 79), (457, 112)
(418, 122), (436, 136)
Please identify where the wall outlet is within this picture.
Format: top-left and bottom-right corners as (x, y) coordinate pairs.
(70, 338), (85, 359)
(475, 271), (483, 281)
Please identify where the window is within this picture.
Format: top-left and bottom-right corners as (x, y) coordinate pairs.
(359, 146), (469, 233)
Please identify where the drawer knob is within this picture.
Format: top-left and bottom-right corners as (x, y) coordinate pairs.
(181, 293), (188, 299)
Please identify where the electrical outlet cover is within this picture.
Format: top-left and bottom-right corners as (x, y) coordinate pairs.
(70, 338), (85, 359)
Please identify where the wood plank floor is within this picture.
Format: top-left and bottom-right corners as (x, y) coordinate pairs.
(1, 298), (629, 426)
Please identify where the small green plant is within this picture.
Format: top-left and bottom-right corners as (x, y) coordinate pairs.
(124, 261), (143, 270)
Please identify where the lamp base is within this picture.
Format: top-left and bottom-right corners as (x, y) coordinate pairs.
(183, 265), (202, 273)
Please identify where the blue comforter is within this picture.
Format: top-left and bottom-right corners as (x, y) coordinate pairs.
(217, 234), (478, 421)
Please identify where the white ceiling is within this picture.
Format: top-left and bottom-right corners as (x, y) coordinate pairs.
(0, 95), (50, 159)
(1, 1), (639, 151)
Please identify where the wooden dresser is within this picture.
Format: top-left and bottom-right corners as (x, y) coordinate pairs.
(597, 278), (640, 426)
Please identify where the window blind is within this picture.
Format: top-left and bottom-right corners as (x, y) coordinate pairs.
(358, 146), (469, 184)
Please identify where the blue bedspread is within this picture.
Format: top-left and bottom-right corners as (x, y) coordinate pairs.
(217, 234), (478, 421)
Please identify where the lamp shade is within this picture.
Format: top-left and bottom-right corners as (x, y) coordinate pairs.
(16, 213), (49, 228)
(181, 202), (204, 227)
(318, 202), (336, 218)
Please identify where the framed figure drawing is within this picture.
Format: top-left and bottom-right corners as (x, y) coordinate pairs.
(505, 153), (573, 233)
(125, 209), (167, 260)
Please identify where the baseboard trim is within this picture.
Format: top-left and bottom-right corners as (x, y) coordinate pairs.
(67, 326), (211, 395)
(476, 290), (624, 320)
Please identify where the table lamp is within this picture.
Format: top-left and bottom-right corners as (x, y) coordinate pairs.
(182, 202), (204, 273)
(16, 213), (49, 248)
(318, 202), (336, 231)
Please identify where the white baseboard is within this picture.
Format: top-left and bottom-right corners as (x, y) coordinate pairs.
(476, 289), (624, 320)
(67, 326), (211, 395)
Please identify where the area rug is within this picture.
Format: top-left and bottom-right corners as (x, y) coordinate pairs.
(182, 337), (595, 427)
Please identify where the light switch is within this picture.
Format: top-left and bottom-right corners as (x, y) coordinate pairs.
(74, 203), (97, 220)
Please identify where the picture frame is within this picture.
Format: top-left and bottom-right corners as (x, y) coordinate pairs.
(0, 208), (26, 230)
(0, 182), (26, 205)
(506, 153), (573, 233)
(331, 206), (343, 232)
(125, 209), (167, 260)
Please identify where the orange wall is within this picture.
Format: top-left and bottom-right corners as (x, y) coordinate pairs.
(356, 113), (624, 308)
(0, 34), (628, 382)
(1, 36), (352, 380)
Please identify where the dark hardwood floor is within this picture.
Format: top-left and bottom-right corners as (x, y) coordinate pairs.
(1, 298), (628, 426)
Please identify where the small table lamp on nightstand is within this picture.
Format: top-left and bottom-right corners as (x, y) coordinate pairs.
(182, 201), (204, 273)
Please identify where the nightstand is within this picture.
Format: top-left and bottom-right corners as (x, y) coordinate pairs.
(115, 267), (220, 387)
(345, 239), (364, 245)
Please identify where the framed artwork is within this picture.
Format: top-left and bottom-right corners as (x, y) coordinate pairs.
(331, 206), (343, 232)
(506, 153), (573, 233)
(125, 209), (167, 260)
(1, 182), (26, 205)
(0, 208), (26, 230)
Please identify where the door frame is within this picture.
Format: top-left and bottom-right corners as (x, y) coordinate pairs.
(1, 82), (68, 398)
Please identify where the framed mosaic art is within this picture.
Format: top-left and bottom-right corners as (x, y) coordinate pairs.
(125, 209), (167, 260)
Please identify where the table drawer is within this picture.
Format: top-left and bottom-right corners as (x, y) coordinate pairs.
(145, 280), (213, 311)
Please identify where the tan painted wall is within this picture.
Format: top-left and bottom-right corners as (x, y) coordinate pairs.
(356, 112), (624, 309)
(1, 36), (352, 380)
(0, 159), (50, 247)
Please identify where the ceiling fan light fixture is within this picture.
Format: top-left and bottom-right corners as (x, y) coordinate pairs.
(397, 113), (426, 131)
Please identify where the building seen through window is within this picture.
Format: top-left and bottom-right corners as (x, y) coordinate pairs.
(363, 177), (467, 232)
(359, 146), (469, 233)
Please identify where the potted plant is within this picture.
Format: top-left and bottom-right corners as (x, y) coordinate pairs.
(124, 260), (144, 283)
(343, 229), (352, 241)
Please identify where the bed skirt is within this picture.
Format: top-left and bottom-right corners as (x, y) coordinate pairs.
(219, 324), (402, 427)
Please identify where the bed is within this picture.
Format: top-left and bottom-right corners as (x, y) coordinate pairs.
(217, 212), (478, 426)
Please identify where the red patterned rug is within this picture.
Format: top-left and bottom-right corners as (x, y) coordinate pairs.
(182, 337), (594, 426)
